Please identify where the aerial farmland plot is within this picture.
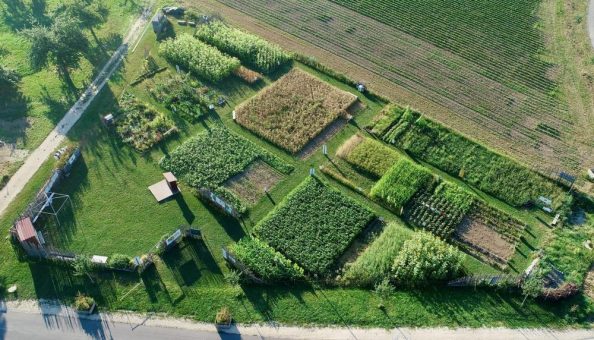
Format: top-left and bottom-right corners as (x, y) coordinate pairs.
(1, 1), (594, 335)
(235, 68), (358, 155)
(197, 0), (594, 191)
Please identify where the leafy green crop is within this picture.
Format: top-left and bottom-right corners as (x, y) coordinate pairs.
(340, 136), (400, 178)
(370, 158), (435, 212)
(160, 125), (291, 189)
(116, 93), (176, 152)
(159, 34), (240, 82)
(392, 232), (465, 286)
(195, 21), (291, 73)
(254, 176), (375, 274)
(381, 110), (565, 207)
(342, 222), (413, 287)
(406, 182), (475, 239)
(230, 238), (304, 281)
(148, 73), (213, 122)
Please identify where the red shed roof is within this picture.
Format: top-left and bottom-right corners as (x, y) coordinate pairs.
(15, 217), (38, 243)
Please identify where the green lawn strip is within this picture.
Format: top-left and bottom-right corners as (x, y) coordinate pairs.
(154, 257), (185, 302)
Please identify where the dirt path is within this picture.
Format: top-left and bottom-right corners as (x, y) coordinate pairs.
(0, 3), (154, 218)
(589, 0), (594, 48)
(2, 299), (593, 340)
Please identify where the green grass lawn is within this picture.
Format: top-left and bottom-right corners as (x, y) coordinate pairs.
(0, 0), (142, 181)
(0, 18), (592, 328)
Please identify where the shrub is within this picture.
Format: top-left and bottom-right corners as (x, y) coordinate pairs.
(342, 222), (413, 287)
(230, 238), (304, 281)
(370, 158), (435, 212)
(392, 232), (464, 286)
(215, 306), (232, 324)
(108, 254), (132, 270)
(337, 135), (400, 178)
(195, 21), (291, 73)
(159, 34), (240, 82)
(74, 293), (95, 311)
(381, 110), (565, 207)
(254, 176), (375, 274)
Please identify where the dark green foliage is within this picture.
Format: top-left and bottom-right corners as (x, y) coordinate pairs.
(407, 182), (475, 239)
(116, 93), (176, 152)
(108, 254), (132, 270)
(148, 73), (212, 122)
(392, 232), (465, 286)
(370, 158), (434, 212)
(367, 105), (406, 136)
(230, 238), (304, 281)
(254, 176), (375, 274)
(160, 125), (291, 189)
(195, 21), (291, 73)
(0, 66), (20, 90)
(21, 12), (89, 78)
(382, 111), (564, 206)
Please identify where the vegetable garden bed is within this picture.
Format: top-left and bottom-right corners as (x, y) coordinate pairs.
(235, 68), (357, 154)
(254, 176), (375, 274)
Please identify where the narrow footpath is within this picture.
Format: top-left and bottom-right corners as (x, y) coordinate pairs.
(0, 3), (154, 217)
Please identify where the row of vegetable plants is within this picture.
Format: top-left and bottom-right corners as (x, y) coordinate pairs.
(372, 104), (566, 207)
(159, 34), (240, 82)
(195, 21), (291, 73)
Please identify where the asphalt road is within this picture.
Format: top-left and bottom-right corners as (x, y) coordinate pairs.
(0, 310), (263, 340)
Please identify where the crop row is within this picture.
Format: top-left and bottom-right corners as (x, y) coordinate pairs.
(378, 107), (566, 207)
(336, 134), (400, 178)
(195, 21), (291, 73)
(159, 34), (240, 82)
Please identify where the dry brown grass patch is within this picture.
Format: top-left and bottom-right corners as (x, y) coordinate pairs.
(235, 68), (357, 153)
(223, 160), (284, 205)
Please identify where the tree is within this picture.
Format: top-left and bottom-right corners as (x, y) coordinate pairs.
(54, 0), (107, 45)
(0, 66), (20, 92)
(21, 12), (89, 90)
(521, 269), (544, 307)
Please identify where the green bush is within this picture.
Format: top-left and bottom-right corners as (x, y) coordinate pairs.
(370, 158), (435, 212)
(74, 293), (95, 311)
(341, 136), (400, 178)
(381, 111), (565, 207)
(230, 238), (304, 281)
(195, 21), (291, 73)
(342, 222), (413, 287)
(108, 254), (132, 270)
(254, 176), (375, 274)
(159, 34), (240, 82)
(392, 232), (464, 286)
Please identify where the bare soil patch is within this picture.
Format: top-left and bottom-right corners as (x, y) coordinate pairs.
(235, 68), (357, 154)
(455, 216), (516, 265)
(223, 160), (284, 205)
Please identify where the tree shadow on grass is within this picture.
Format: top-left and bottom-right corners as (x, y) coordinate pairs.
(202, 202), (246, 242)
(174, 194), (195, 224)
(162, 239), (223, 287)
